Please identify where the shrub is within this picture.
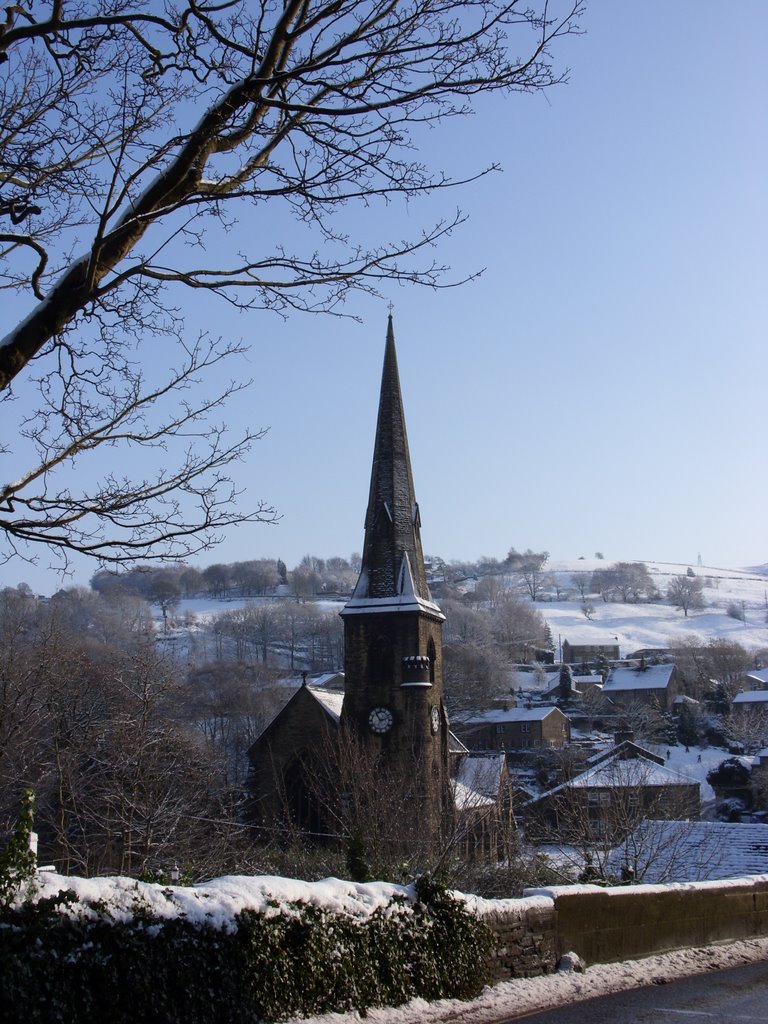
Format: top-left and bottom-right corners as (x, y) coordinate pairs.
(0, 873), (494, 1023)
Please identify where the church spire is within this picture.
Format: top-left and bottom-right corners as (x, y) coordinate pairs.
(354, 315), (431, 604)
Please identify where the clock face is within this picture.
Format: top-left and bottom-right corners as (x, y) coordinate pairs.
(430, 705), (440, 735)
(368, 706), (394, 734)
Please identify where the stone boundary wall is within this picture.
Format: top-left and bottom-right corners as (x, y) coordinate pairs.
(463, 895), (558, 982)
(467, 874), (768, 980)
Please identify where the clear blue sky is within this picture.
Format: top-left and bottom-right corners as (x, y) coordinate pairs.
(3, 1), (766, 593)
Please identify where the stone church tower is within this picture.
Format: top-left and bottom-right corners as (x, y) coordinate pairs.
(340, 315), (449, 828)
(247, 316), (451, 841)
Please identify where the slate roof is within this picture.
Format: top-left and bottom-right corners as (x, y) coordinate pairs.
(531, 751), (698, 805)
(462, 706), (567, 725)
(610, 820), (768, 883)
(733, 690), (768, 705)
(452, 754), (506, 810)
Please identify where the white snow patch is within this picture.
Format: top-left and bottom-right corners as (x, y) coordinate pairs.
(28, 872), (413, 931)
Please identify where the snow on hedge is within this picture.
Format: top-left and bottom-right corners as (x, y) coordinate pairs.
(28, 870), (414, 930)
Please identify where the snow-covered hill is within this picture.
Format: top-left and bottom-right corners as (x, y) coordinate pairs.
(537, 559), (767, 656)
(156, 559), (767, 659)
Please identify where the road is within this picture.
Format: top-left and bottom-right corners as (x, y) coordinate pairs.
(501, 961), (768, 1023)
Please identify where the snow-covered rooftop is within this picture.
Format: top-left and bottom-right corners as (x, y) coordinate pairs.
(568, 757), (697, 790)
(456, 754), (505, 799)
(603, 663), (675, 692)
(462, 706), (566, 724)
(732, 690), (768, 705)
(309, 688), (345, 721)
(532, 752), (699, 804)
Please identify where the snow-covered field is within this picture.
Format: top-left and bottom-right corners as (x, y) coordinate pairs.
(159, 559), (768, 657)
(541, 559), (768, 655)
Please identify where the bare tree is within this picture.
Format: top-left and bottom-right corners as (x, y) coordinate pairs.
(527, 756), (700, 883)
(723, 705), (768, 755)
(670, 637), (753, 703)
(506, 548), (550, 601)
(570, 572), (589, 599)
(667, 575), (706, 618)
(0, 1), (583, 568)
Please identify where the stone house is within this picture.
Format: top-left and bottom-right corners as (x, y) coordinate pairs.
(456, 706), (571, 752)
(601, 663), (679, 710)
(526, 742), (700, 841)
(561, 640), (620, 666)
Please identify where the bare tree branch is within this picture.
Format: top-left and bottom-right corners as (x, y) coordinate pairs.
(0, 0), (583, 566)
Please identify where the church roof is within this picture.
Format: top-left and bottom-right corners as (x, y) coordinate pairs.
(309, 688), (344, 722)
(342, 316), (443, 620)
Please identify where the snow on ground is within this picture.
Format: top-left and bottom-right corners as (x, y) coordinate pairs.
(540, 559), (768, 654)
(643, 743), (726, 804)
(290, 937), (768, 1024)
(155, 559), (768, 655)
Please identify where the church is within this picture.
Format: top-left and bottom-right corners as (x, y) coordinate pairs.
(247, 316), (508, 859)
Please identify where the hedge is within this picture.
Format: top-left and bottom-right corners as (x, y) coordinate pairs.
(0, 877), (494, 1023)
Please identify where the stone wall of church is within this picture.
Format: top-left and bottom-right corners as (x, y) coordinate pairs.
(248, 688), (338, 826)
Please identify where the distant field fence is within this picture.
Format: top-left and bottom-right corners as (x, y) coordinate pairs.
(477, 875), (768, 980)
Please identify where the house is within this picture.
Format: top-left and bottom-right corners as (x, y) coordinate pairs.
(526, 742), (700, 842)
(561, 640), (619, 666)
(541, 673), (603, 702)
(601, 662), (679, 710)
(456, 706), (571, 752)
(742, 668), (768, 691)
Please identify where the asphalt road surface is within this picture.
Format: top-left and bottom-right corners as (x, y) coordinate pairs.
(501, 960), (768, 1023)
